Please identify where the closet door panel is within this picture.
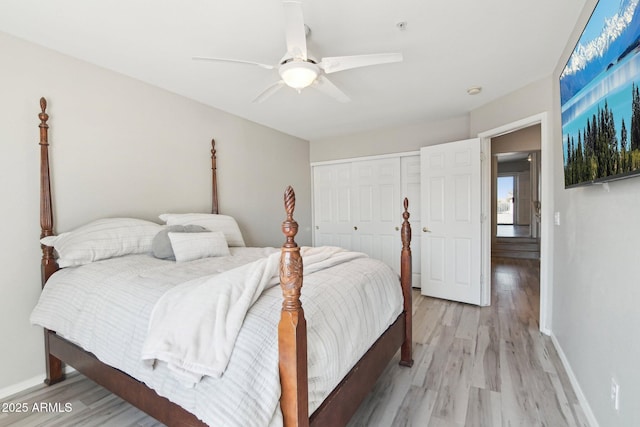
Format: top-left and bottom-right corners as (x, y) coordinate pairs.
(313, 163), (354, 250)
(352, 158), (401, 274)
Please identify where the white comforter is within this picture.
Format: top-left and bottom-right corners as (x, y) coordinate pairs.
(142, 246), (367, 385)
(30, 247), (403, 427)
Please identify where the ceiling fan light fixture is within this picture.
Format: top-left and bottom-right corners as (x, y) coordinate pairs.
(279, 61), (319, 89)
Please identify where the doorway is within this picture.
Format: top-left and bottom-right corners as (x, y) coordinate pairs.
(493, 152), (541, 261)
(494, 150), (541, 251)
(479, 113), (551, 334)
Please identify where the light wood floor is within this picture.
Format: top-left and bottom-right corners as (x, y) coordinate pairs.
(348, 258), (587, 427)
(496, 225), (531, 238)
(1, 258), (587, 427)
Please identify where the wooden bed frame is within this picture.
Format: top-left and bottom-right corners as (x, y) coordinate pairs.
(37, 97), (413, 427)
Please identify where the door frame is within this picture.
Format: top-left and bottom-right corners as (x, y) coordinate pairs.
(478, 112), (552, 334)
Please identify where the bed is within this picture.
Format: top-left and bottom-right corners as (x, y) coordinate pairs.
(33, 97), (414, 427)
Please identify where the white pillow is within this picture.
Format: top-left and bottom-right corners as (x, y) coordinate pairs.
(168, 231), (230, 262)
(159, 213), (246, 247)
(40, 218), (162, 267)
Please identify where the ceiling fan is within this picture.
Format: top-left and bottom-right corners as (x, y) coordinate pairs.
(193, 0), (403, 103)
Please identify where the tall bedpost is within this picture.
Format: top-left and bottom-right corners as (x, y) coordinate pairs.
(38, 97), (65, 385)
(211, 139), (219, 214)
(278, 186), (309, 427)
(38, 98), (58, 287)
(39, 97), (59, 286)
(399, 197), (414, 367)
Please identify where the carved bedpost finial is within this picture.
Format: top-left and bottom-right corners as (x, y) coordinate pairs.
(401, 197), (411, 251)
(280, 185), (302, 310)
(283, 186), (296, 230)
(39, 97), (49, 143)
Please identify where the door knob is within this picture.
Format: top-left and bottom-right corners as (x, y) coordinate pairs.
(423, 227), (431, 233)
(395, 226), (399, 231)
(354, 226), (358, 231)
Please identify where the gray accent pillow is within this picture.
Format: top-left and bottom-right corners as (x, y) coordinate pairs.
(152, 224), (208, 260)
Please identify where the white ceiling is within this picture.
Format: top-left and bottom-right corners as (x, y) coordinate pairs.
(0, 0), (587, 141)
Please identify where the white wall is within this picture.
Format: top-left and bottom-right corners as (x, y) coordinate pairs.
(549, 1), (640, 425)
(470, 77), (554, 137)
(0, 32), (311, 393)
(310, 115), (470, 162)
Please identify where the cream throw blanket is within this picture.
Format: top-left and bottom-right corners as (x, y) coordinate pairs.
(141, 246), (366, 386)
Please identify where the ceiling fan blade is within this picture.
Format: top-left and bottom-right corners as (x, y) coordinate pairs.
(319, 53), (403, 74)
(282, 0), (307, 60)
(312, 75), (350, 103)
(252, 80), (286, 103)
(192, 56), (274, 70)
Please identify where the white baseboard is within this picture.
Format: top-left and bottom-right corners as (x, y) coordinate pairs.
(0, 375), (44, 400)
(0, 367), (77, 401)
(550, 332), (600, 427)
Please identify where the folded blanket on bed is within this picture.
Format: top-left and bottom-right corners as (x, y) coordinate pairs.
(141, 246), (366, 386)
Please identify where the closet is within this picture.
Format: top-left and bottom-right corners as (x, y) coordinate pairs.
(312, 153), (421, 286)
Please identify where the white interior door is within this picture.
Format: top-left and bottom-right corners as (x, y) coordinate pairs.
(420, 139), (482, 305)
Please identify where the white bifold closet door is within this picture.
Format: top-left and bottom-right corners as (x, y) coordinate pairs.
(313, 156), (418, 280)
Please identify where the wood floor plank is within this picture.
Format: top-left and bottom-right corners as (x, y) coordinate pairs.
(465, 387), (501, 427)
(499, 336), (539, 425)
(423, 324), (458, 391)
(431, 338), (473, 425)
(390, 385), (437, 427)
(454, 305), (480, 341)
(410, 344), (435, 388)
(2, 258), (586, 427)
(470, 325), (500, 392)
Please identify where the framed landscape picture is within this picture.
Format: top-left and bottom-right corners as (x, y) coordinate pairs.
(560, 0), (640, 187)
